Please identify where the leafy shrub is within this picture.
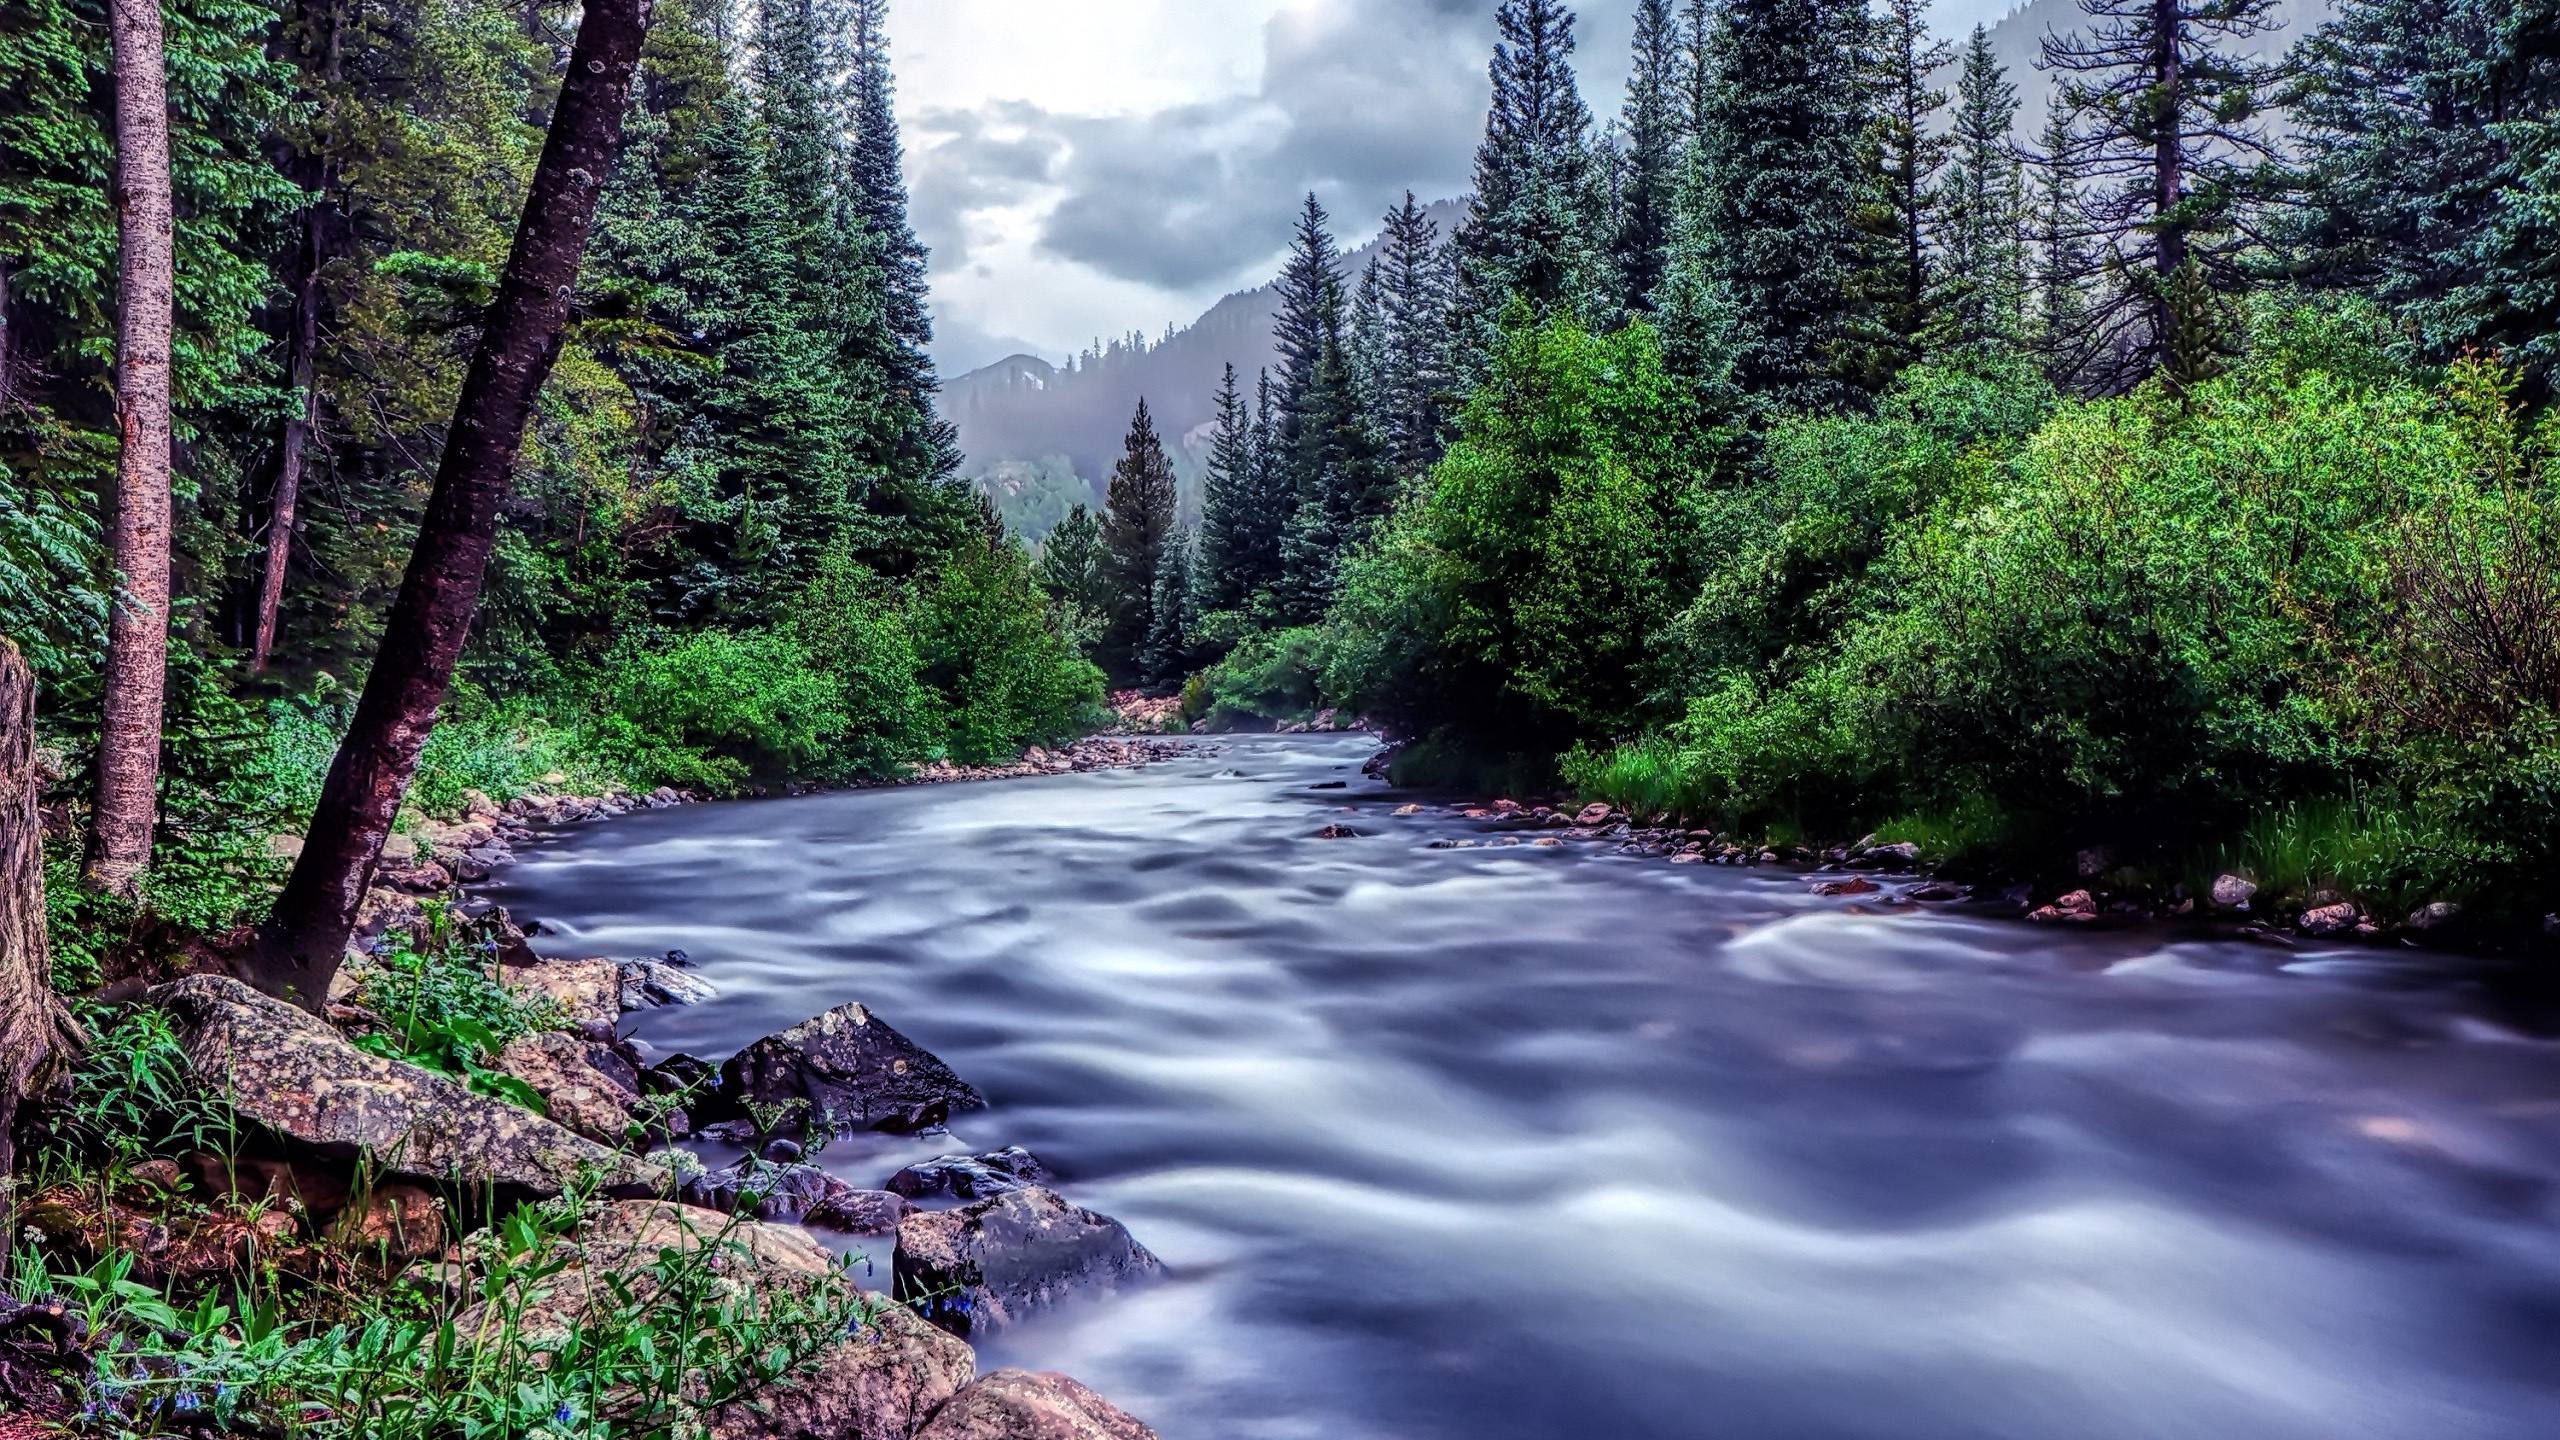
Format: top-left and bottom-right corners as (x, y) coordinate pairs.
(31, 1005), (237, 1170)
(349, 907), (562, 1113)
(788, 552), (935, 776)
(596, 628), (847, 789)
(1187, 626), (1326, 730)
(912, 538), (1105, 764)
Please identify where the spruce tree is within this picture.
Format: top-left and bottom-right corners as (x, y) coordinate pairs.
(1843, 0), (1953, 386)
(1675, 0), (1872, 414)
(1033, 502), (1109, 657)
(1450, 0), (1610, 381)
(1193, 364), (1267, 615)
(1615, 0), (1684, 314)
(1142, 529), (1195, 688)
(1100, 399), (1179, 684)
(2029, 95), (2100, 386)
(1364, 193), (1457, 480)
(2282, 0), (2560, 367)
(1937, 25), (2029, 347)
(1274, 334), (1391, 623)
(2040, 0), (2287, 388)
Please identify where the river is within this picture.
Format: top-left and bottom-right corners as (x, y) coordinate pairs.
(486, 734), (2560, 1440)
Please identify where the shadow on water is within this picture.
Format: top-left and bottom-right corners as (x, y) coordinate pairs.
(487, 735), (2560, 1440)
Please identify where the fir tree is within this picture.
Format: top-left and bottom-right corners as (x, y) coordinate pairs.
(1275, 334), (1391, 623)
(1615, 0), (1685, 314)
(1450, 0), (1610, 381)
(1033, 502), (1109, 657)
(1675, 0), (1872, 414)
(1937, 25), (2029, 347)
(2039, 0), (2288, 388)
(1100, 398), (1179, 684)
(1142, 528), (1195, 688)
(1842, 0), (1953, 386)
(2281, 0), (2560, 368)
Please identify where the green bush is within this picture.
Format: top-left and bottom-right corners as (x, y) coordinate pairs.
(596, 628), (847, 789)
(788, 552), (935, 776)
(1188, 626), (1326, 730)
(911, 538), (1106, 764)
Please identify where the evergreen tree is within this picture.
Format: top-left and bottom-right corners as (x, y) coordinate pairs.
(1450, 0), (1610, 382)
(1271, 193), (1343, 437)
(1675, 0), (1872, 414)
(2040, 0), (2288, 388)
(2028, 94), (2099, 384)
(1194, 364), (1270, 615)
(1032, 502), (1109, 657)
(2281, 0), (2560, 368)
(1937, 25), (2029, 347)
(1363, 193), (1457, 480)
(1142, 528), (1195, 688)
(1100, 399), (1179, 684)
(1275, 334), (1391, 623)
(1615, 0), (1685, 313)
(1842, 0), (1953, 386)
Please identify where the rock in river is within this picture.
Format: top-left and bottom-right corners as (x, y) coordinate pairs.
(887, 1146), (1050, 1202)
(491, 1031), (643, 1145)
(685, 1156), (915, 1233)
(914, 1370), (1162, 1440)
(146, 975), (664, 1196)
(722, 1001), (986, 1136)
(895, 1187), (1161, 1338)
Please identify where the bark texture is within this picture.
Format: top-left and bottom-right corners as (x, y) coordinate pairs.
(91, 0), (179, 897)
(244, 0), (652, 1008)
(0, 640), (79, 1177)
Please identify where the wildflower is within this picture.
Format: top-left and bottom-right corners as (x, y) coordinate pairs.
(173, 1391), (201, 1413)
(555, 1402), (576, 1426)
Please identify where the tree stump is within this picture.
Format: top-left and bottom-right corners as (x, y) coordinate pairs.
(0, 639), (76, 1175)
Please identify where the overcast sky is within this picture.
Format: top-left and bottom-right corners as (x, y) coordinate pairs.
(890, 0), (2027, 377)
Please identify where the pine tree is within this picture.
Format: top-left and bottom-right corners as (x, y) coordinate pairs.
(1275, 334), (1390, 623)
(1100, 399), (1179, 684)
(1271, 194), (1343, 432)
(1842, 0), (1953, 386)
(2282, 0), (2560, 367)
(1141, 528), (1194, 688)
(1450, 0), (1610, 382)
(2040, 0), (2288, 388)
(1675, 0), (1872, 414)
(1937, 25), (2029, 347)
(1033, 502), (1109, 657)
(1363, 193), (1456, 480)
(1615, 0), (1684, 314)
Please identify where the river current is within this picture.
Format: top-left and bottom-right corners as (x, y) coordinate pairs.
(486, 735), (2560, 1440)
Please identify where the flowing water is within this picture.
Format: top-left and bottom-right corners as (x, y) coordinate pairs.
(486, 735), (2560, 1440)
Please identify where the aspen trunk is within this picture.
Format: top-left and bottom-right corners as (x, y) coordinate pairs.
(242, 0), (653, 1009)
(0, 641), (78, 1177)
(90, 0), (178, 898)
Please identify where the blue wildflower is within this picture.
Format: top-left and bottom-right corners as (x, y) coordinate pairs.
(555, 1402), (576, 1426)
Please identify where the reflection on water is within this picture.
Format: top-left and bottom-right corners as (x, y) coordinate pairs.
(487, 736), (2560, 1440)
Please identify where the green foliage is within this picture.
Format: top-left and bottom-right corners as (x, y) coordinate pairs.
(912, 538), (1106, 764)
(1187, 626), (1327, 730)
(33, 1005), (237, 1169)
(349, 907), (563, 1112)
(1332, 313), (1709, 745)
(598, 629), (847, 789)
(23, 1185), (870, 1439)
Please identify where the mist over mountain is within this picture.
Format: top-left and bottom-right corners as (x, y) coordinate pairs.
(946, 199), (1466, 541)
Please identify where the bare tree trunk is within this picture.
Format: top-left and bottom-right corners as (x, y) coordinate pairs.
(241, 0), (652, 1009)
(252, 209), (326, 673)
(0, 640), (79, 1177)
(90, 0), (178, 899)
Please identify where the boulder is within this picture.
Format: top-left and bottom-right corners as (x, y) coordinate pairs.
(1311, 824), (1364, 839)
(2211, 873), (2258, 911)
(501, 958), (622, 1032)
(2407, 901), (2461, 931)
(1901, 881), (1967, 903)
(1811, 877), (1877, 897)
(325, 1182), (447, 1263)
(492, 1031), (642, 1144)
(457, 1199), (976, 1440)
(722, 1003), (985, 1137)
(2299, 902), (2360, 937)
(912, 1370), (1161, 1440)
(620, 957), (718, 1011)
(1391, 804), (1423, 817)
(894, 1187), (1160, 1338)
(886, 1147), (1050, 1203)
(146, 976), (664, 1197)
(1573, 802), (1612, 826)
(685, 1157), (916, 1234)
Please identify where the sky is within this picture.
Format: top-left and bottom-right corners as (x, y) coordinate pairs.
(890, 0), (2030, 377)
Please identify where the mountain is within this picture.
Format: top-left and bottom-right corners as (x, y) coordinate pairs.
(945, 199), (1468, 542)
(1971, 0), (2329, 131)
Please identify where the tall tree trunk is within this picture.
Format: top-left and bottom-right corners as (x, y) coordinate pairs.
(90, 0), (178, 899)
(2151, 0), (2185, 285)
(253, 208), (326, 673)
(0, 640), (79, 1178)
(241, 0), (652, 1009)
